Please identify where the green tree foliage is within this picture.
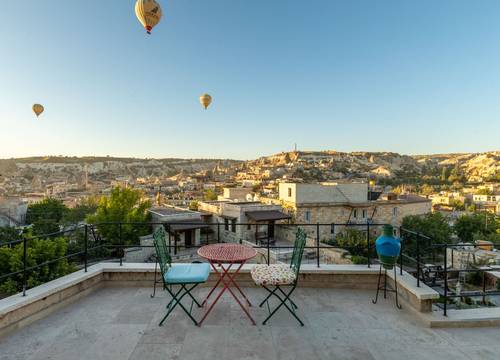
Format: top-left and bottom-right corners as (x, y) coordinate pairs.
(26, 198), (69, 236)
(401, 212), (452, 258)
(0, 227), (23, 245)
(454, 213), (499, 242)
(441, 167), (450, 182)
(0, 237), (75, 296)
(476, 188), (493, 195)
(204, 189), (218, 201)
(86, 187), (152, 245)
(188, 200), (199, 211)
(449, 199), (465, 211)
(63, 196), (99, 224)
(330, 228), (372, 257)
(419, 184), (435, 196)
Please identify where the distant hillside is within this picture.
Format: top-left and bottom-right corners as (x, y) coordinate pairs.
(244, 150), (499, 183)
(0, 151), (498, 184)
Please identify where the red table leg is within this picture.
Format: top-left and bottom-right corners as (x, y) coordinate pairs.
(198, 260), (256, 326)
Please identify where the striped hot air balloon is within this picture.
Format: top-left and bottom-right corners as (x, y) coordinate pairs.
(135, 0), (162, 34)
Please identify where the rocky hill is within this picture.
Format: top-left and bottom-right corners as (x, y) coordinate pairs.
(244, 150), (499, 182)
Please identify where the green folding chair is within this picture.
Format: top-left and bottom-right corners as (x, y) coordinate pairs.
(153, 226), (210, 326)
(251, 228), (307, 326)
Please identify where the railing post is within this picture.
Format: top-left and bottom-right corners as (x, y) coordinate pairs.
(22, 237), (27, 297)
(366, 222), (370, 268)
(84, 225), (88, 272)
(267, 223), (270, 265)
(217, 222), (220, 243)
(482, 271), (486, 305)
(168, 226), (172, 253)
(119, 222), (123, 266)
(416, 233), (421, 287)
(316, 223), (320, 268)
(399, 227), (403, 276)
(443, 244), (448, 316)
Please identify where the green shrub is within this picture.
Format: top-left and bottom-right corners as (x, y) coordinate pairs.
(351, 255), (368, 264)
(0, 237), (75, 296)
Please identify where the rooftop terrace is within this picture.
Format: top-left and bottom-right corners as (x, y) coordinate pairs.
(3, 285), (499, 360)
(1, 262), (499, 360)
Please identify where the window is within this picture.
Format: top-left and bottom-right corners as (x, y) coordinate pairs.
(362, 209), (367, 219)
(224, 218), (229, 231)
(288, 187), (292, 197)
(353, 209), (358, 219)
(392, 207), (398, 217)
(231, 219), (236, 232)
(304, 211), (311, 222)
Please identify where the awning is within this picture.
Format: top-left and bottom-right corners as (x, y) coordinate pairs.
(164, 220), (209, 232)
(245, 210), (291, 222)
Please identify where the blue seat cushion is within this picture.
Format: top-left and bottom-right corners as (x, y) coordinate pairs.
(164, 263), (210, 284)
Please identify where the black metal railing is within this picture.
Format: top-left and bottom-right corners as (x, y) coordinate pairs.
(427, 242), (500, 316)
(0, 221), (428, 299)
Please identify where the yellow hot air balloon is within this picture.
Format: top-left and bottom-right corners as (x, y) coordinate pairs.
(32, 104), (44, 117)
(135, 0), (162, 34)
(199, 94), (212, 110)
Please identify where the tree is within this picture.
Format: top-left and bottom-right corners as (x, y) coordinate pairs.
(454, 213), (499, 242)
(204, 189), (218, 201)
(401, 212), (452, 258)
(0, 226), (23, 245)
(0, 237), (74, 295)
(63, 196), (99, 224)
(476, 188), (493, 195)
(329, 228), (372, 258)
(26, 198), (69, 236)
(449, 199), (465, 211)
(188, 200), (199, 211)
(86, 187), (152, 245)
(441, 167), (450, 182)
(420, 184), (434, 196)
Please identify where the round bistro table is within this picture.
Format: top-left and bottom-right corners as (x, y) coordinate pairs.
(197, 243), (257, 325)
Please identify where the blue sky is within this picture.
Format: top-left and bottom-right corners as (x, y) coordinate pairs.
(0, 0), (499, 159)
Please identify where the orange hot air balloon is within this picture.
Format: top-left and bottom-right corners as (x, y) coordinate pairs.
(135, 0), (162, 34)
(32, 104), (44, 117)
(199, 94), (212, 110)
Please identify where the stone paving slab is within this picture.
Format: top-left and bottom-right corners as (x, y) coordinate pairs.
(0, 286), (498, 360)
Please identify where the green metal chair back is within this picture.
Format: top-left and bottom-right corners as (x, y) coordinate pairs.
(290, 228), (307, 279)
(153, 226), (171, 276)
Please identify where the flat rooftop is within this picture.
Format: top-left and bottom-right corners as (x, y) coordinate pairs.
(149, 206), (196, 216)
(1, 286), (497, 360)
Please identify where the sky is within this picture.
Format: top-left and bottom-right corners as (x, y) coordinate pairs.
(0, 0), (499, 160)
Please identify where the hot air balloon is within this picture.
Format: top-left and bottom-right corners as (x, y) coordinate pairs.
(135, 0), (162, 34)
(32, 104), (44, 117)
(199, 94), (212, 110)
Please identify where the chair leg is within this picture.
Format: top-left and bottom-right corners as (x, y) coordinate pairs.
(261, 285), (304, 326)
(259, 286), (279, 307)
(372, 264), (383, 304)
(160, 284), (200, 326)
(394, 266), (402, 309)
(151, 259), (158, 298)
(277, 287), (298, 309)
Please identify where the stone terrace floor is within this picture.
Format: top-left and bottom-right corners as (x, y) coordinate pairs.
(1, 287), (500, 360)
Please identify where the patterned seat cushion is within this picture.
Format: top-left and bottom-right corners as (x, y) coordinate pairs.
(251, 264), (296, 286)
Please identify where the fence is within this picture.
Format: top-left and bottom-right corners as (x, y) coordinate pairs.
(0, 221), (429, 299)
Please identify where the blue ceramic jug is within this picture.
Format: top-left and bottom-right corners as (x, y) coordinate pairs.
(375, 225), (401, 269)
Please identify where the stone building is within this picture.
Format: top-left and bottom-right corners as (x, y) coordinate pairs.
(0, 196), (28, 227)
(278, 182), (431, 240)
(198, 200), (290, 245)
